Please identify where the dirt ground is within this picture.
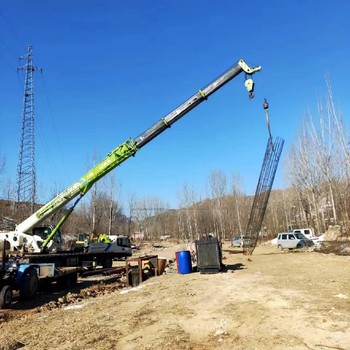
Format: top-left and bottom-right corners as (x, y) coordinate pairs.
(1, 242), (350, 350)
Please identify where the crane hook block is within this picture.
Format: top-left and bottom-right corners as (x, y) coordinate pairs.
(244, 78), (255, 99)
(244, 78), (254, 92)
(263, 98), (269, 110)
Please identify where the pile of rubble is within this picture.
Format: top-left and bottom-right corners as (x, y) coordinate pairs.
(316, 241), (350, 255)
(315, 225), (350, 255)
(0, 311), (12, 323)
(322, 225), (344, 240)
(39, 282), (125, 311)
(0, 338), (25, 350)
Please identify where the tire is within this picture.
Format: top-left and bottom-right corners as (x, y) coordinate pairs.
(102, 256), (113, 269)
(66, 273), (78, 288)
(296, 243), (302, 249)
(19, 268), (38, 300)
(58, 273), (78, 289)
(0, 285), (13, 309)
(277, 245), (283, 251)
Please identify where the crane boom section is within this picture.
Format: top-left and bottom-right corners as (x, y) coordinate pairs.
(15, 139), (138, 233)
(15, 59), (261, 234)
(134, 59), (260, 148)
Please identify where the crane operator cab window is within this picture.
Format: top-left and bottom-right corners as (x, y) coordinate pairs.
(117, 236), (131, 248)
(32, 226), (62, 244)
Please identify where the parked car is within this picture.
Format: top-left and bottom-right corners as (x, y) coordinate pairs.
(232, 236), (252, 248)
(277, 232), (314, 250)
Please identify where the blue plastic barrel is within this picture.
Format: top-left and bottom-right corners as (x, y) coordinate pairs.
(176, 250), (192, 274)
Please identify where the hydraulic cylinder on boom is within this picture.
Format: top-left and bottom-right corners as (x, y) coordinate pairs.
(1, 59), (261, 253)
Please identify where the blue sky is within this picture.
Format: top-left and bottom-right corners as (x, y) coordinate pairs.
(0, 0), (349, 210)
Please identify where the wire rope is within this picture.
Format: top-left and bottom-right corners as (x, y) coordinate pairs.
(39, 71), (65, 164)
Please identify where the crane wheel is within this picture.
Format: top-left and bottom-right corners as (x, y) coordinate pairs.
(19, 268), (38, 300)
(0, 285), (13, 309)
(102, 256), (113, 269)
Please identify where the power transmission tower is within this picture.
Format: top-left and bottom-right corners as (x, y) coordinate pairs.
(16, 45), (42, 213)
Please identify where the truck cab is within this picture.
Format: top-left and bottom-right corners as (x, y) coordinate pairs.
(32, 226), (62, 244)
(292, 228), (314, 239)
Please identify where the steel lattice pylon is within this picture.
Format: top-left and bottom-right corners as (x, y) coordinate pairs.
(16, 45), (41, 213)
(243, 136), (284, 255)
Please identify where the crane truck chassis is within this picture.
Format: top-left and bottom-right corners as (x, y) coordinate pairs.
(0, 236), (132, 308)
(0, 58), (261, 308)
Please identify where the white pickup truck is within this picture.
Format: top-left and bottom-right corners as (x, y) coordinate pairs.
(292, 228), (324, 245)
(292, 228), (314, 239)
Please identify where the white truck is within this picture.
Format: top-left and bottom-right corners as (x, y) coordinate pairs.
(292, 228), (314, 239)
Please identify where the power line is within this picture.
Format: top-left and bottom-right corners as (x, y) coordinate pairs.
(0, 10), (26, 91)
(0, 10), (25, 50)
(40, 70), (65, 165)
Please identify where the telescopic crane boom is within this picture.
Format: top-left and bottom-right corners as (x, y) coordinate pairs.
(5, 59), (261, 252)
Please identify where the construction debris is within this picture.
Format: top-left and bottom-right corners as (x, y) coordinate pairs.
(39, 283), (125, 311)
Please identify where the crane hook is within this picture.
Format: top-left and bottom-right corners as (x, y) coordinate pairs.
(263, 98), (269, 110)
(244, 77), (255, 99)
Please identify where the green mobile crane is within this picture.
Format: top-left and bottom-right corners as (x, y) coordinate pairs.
(0, 58), (261, 254)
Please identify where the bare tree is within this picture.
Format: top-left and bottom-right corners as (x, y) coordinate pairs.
(1, 178), (15, 201)
(311, 96), (339, 227)
(177, 183), (201, 241)
(230, 172), (245, 237)
(285, 117), (324, 232)
(126, 192), (139, 239)
(285, 79), (350, 233)
(103, 173), (122, 235)
(263, 189), (296, 237)
(132, 196), (170, 241)
(323, 79), (350, 229)
(0, 155), (5, 176)
(208, 170), (227, 241)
